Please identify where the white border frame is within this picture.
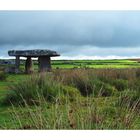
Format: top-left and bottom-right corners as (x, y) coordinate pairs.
(0, 0), (140, 10)
(0, 0), (140, 139)
(0, 130), (140, 140)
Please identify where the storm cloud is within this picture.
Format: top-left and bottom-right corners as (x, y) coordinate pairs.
(1, 11), (140, 59)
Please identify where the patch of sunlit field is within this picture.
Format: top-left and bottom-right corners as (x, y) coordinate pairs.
(51, 59), (140, 69)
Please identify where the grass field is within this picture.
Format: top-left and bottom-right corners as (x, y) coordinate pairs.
(51, 59), (140, 69)
(1, 59), (140, 69)
(0, 59), (140, 129)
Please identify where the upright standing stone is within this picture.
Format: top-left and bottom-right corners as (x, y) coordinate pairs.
(25, 57), (33, 74)
(38, 56), (51, 72)
(15, 56), (20, 73)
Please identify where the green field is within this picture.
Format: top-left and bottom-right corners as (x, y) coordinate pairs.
(0, 59), (140, 129)
(51, 59), (140, 69)
(14, 59), (140, 70)
(1, 59), (140, 69)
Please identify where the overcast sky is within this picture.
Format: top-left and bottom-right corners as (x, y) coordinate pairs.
(1, 11), (140, 59)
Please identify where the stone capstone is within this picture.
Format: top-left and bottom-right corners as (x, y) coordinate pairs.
(8, 49), (60, 57)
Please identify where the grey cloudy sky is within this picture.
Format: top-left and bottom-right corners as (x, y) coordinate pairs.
(1, 11), (140, 59)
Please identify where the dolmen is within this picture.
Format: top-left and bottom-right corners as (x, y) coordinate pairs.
(8, 49), (60, 74)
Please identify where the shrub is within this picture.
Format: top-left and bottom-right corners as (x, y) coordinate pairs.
(0, 71), (7, 81)
(58, 85), (81, 103)
(62, 85), (80, 99)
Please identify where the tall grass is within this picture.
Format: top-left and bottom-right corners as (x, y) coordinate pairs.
(53, 69), (117, 96)
(2, 68), (140, 129)
(6, 92), (140, 129)
(3, 73), (80, 106)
